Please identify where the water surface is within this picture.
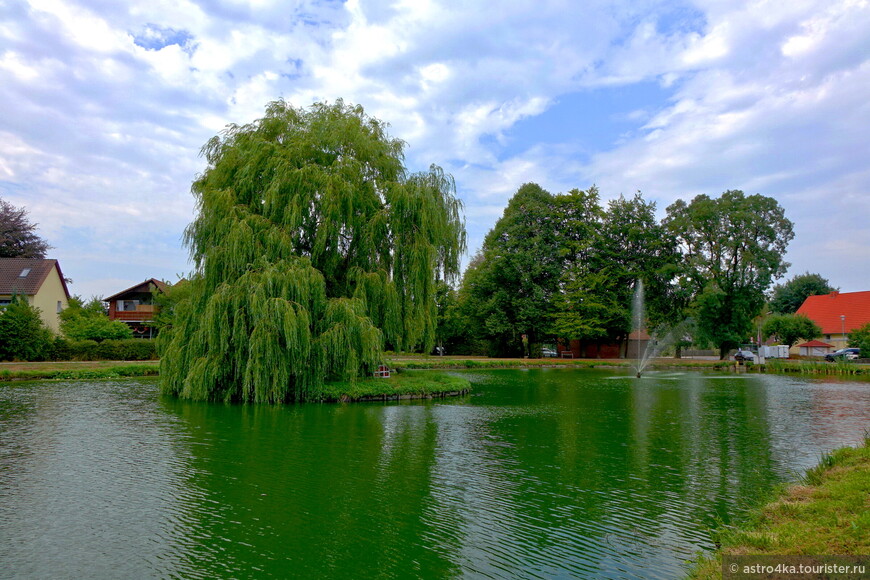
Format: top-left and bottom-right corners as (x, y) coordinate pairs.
(1, 369), (868, 579)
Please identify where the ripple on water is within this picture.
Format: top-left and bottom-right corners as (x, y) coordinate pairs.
(2, 373), (869, 579)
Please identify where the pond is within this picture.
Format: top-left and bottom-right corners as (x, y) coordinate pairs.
(1, 369), (868, 579)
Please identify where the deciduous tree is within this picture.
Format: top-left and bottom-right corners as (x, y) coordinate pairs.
(848, 322), (870, 355)
(762, 313), (821, 347)
(664, 190), (794, 358)
(768, 272), (836, 314)
(0, 198), (51, 258)
(460, 183), (561, 356)
(159, 100), (465, 402)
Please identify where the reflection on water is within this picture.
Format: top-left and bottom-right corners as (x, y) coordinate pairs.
(1, 370), (868, 579)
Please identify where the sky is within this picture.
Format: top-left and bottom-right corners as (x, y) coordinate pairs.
(2, 0), (869, 300)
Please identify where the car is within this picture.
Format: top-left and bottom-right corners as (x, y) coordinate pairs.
(541, 348), (557, 357)
(824, 348), (860, 362)
(733, 349), (756, 363)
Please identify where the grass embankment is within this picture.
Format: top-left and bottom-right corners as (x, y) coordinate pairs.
(390, 356), (734, 371)
(0, 360), (160, 381)
(318, 371), (470, 402)
(688, 437), (870, 578)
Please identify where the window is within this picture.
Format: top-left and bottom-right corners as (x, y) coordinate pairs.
(117, 299), (139, 312)
(19, 268), (31, 277)
(57, 301), (63, 313)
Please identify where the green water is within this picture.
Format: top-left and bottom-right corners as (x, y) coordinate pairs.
(1, 369), (868, 579)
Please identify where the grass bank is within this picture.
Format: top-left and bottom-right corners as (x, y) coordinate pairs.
(318, 371), (470, 402)
(389, 356), (733, 371)
(687, 436), (870, 578)
(0, 360), (160, 381)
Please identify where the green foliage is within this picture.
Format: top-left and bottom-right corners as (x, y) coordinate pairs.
(151, 279), (192, 330)
(664, 190), (794, 357)
(60, 297), (133, 341)
(460, 185), (680, 356)
(762, 313), (822, 347)
(459, 183), (562, 356)
(769, 272), (836, 314)
(554, 190), (679, 344)
(159, 100), (465, 402)
(47, 339), (157, 361)
(0, 197), (51, 258)
(848, 322), (870, 354)
(0, 296), (53, 361)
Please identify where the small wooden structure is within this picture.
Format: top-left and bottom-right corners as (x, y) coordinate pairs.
(374, 365), (391, 378)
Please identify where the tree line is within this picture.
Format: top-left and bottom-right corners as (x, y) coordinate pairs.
(437, 184), (803, 359)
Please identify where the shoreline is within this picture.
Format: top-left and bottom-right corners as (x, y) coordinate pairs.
(2, 356), (869, 381)
(686, 437), (870, 578)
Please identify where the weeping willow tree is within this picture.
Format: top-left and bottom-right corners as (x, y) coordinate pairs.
(159, 100), (465, 403)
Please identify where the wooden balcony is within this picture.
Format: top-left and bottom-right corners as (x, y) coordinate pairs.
(112, 305), (156, 322)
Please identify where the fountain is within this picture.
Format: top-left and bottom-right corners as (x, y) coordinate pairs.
(631, 280), (682, 377)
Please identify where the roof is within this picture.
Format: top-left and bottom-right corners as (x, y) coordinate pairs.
(0, 258), (70, 298)
(103, 278), (169, 301)
(796, 291), (870, 334)
(797, 340), (834, 348)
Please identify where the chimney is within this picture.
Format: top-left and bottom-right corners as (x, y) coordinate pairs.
(830, 291), (839, 298)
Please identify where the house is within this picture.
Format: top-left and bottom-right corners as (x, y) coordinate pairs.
(796, 339), (835, 357)
(0, 258), (70, 333)
(103, 278), (168, 338)
(796, 290), (870, 349)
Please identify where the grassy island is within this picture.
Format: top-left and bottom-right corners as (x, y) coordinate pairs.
(318, 371), (470, 402)
(688, 436), (870, 578)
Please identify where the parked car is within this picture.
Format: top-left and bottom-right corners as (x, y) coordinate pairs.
(824, 348), (860, 362)
(541, 348), (557, 358)
(733, 349), (756, 363)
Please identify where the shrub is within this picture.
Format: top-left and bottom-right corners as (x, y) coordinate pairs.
(0, 296), (53, 361)
(51, 338), (158, 361)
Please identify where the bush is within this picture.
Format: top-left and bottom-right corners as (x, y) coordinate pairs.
(60, 297), (133, 341)
(0, 296), (53, 361)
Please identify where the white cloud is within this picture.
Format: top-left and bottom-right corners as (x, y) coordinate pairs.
(1, 0), (869, 295)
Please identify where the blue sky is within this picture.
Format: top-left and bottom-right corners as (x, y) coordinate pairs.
(2, 0), (869, 299)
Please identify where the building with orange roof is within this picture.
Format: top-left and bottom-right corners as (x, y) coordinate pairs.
(0, 258), (70, 333)
(796, 290), (870, 349)
(103, 278), (169, 339)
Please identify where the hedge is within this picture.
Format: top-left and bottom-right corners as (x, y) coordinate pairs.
(48, 338), (158, 361)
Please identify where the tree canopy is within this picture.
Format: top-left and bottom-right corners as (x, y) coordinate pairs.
(0, 198), (51, 258)
(768, 272), (836, 314)
(460, 183), (562, 356)
(848, 322), (870, 355)
(159, 100), (465, 403)
(457, 185), (680, 356)
(664, 190), (794, 357)
(762, 313), (821, 347)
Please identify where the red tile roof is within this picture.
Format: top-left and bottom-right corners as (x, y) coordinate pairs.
(0, 258), (70, 298)
(796, 291), (870, 334)
(797, 339), (834, 348)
